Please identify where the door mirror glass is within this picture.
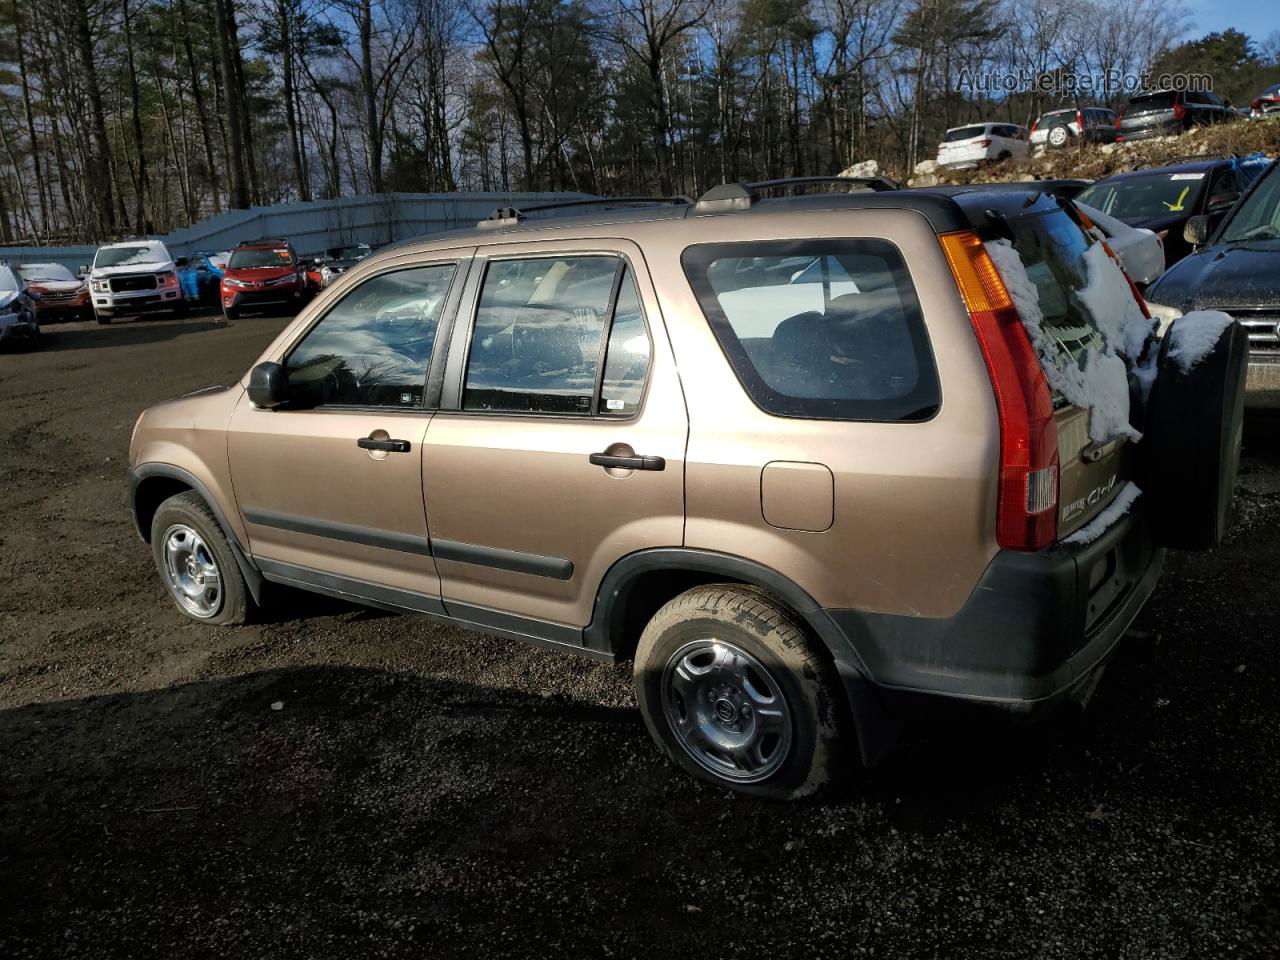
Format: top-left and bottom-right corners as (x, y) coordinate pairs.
(1183, 214), (1210, 246)
(283, 263), (455, 408)
(248, 361), (289, 409)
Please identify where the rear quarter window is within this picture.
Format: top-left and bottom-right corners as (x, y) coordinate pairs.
(681, 239), (939, 421)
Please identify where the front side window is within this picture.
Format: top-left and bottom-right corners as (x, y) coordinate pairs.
(463, 255), (650, 416)
(682, 239), (939, 421)
(285, 264), (456, 408)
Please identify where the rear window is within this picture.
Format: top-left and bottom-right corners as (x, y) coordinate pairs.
(1006, 210), (1106, 378)
(944, 126), (986, 142)
(682, 239), (939, 421)
(1128, 92), (1178, 111)
(1076, 171), (1207, 220)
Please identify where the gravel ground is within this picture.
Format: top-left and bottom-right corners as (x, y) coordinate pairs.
(1, 312), (1278, 959)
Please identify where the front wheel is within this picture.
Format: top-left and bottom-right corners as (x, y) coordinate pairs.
(150, 491), (250, 625)
(223, 306), (239, 322)
(95, 313), (112, 325)
(634, 585), (849, 799)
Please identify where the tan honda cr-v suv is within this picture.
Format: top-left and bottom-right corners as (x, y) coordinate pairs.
(129, 179), (1248, 798)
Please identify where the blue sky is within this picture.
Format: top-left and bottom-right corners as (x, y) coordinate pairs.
(1183, 0), (1276, 45)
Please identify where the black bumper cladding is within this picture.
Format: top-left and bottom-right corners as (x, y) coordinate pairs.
(825, 508), (1164, 712)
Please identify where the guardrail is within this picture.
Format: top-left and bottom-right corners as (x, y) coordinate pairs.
(0, 191), (585, 273)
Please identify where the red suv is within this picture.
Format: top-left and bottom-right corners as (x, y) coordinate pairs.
(220, 239), (313, 320)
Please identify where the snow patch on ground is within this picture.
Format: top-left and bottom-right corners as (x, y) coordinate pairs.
(985, 239), (1140, 444)
(1168, 310), (1235, 373)
(1063, 482), (1142, 546)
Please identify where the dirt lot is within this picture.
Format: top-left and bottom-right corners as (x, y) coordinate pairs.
(1, 312), (1278, 959)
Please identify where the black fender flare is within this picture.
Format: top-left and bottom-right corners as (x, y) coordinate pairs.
(586, 548), (899, 765)
(129, 463), (264, 604)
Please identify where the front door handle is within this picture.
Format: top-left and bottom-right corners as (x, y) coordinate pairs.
(358, 437), (411, 453)
(589, 452), (665, 471)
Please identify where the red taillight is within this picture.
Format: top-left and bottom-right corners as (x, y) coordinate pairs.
(1115, 113), (1123, 129)
(977, 139), (992, 147)
(1030, 120), (1039, 134)
(1252, 99), (1262, 110)
(1173, 102), (1185, 122)
(939, 232), (1059, 551)
(1075, 110), (1083, 130)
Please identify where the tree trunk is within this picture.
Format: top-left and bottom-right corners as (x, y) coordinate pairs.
(122, 0), (150, 233)
(178, 0), (221, 213)
(68, 0), (116, 236)
(358, 0), (383, 192)
(279, 0), (311, 201)
(11, 0), (49, 237)
(214, 0), (250, 208)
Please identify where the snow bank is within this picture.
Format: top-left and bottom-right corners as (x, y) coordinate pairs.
(1168, 310), (1235, 373)
(985, 239), (1140, 444)
(1063, 482), (1142, 545)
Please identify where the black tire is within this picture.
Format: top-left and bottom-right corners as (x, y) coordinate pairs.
(150, 491), (250, 625)
(223, 306), (239, 322)
(1142, 316), (1249, 550)
(95, 313), (112, 325)
(1047, 124), (1071, 148)
(633, 585), (849, 800)
(172, 301), (190, 318)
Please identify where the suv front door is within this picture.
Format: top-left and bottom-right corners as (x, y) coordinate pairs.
(227, 254), (470, 610)
(422, 240), (687, 640)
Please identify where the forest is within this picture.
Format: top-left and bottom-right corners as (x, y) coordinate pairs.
(1, 0), (1277, 243)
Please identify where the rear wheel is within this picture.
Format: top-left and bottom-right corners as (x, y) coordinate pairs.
(634, 585), (848, 799)
(150, 491), (250, 625)
(1142, 316), (1249, 550)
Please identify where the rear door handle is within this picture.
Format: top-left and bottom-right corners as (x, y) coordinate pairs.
(358, 437), (411, 453)
(589, 452), (665, 471)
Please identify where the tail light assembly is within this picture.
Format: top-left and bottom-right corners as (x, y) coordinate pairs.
(977, 139), (992, 148)
(1075, 110), (1083, 130)
(1173, 101), (1186, 123)
(938, 231), (1060, 551)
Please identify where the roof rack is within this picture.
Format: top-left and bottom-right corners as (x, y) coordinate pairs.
(478, 196), (692, 229)
(237, 237), (290, 247)
(694, 176), (901, 213)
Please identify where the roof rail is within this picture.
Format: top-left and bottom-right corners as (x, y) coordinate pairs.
(478, 196), (692, 229)
(237, 237), (290, 247)
(694, 176), (901, 213)
(1148, 153), (1237, 168)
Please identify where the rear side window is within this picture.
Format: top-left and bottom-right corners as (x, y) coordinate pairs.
(462, 256), (651, 416)
(682, 239), (939, 421)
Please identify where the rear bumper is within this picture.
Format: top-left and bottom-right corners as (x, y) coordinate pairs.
(824, 508), (1163, 715)
(1118, 121), (1181, 141)
(0, 316), (39, 342)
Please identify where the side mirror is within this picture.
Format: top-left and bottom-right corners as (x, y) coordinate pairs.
(78, 264), (89, 277)
(1183, 215), (1210, 247)
(247, 361), (289, 409)
(1207, 194), (1236, 214)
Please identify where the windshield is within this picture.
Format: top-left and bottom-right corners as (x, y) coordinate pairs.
(1219, 165), (1280, 243)
(0, 267), (19, 292)
(1264, 84), (1280, 97)
(96, 245), (165, 268)
(328, 245), (369, 260)
(944, 125), (986, 143)
(17, 263), (76, 283)
(229, 248), (295, 268)
(1076, 172), (1207, 220)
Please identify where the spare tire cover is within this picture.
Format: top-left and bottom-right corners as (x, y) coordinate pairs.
(1141, 317), (1248, 550)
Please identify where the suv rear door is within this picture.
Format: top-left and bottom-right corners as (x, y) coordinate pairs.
(1001, 208), (1138, 535)
(421, 239), (686, 636)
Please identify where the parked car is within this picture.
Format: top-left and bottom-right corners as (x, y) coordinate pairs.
(88, 239), (185, 324)
(1030, 106), (1119, 149)
(1145, 158), (1280, 408)
(936, 122), (1029, 169)
(1116, 90), (1235, 141)
(1250, 83), (1280, 118)
(220, 238), (313, 320)
(314, 242), (373, 288)
(1074, 156), (1265, 267)
(128, 181), (1247, 798)
(0, 262), (42, 349)
(16, 261), (91, 323)
(176, 251), (226, 304)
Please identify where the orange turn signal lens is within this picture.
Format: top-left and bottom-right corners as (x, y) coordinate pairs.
(938, 231), (1013, 315)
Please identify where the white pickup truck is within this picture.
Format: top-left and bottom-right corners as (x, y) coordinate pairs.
(89, 240), (186, 324)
